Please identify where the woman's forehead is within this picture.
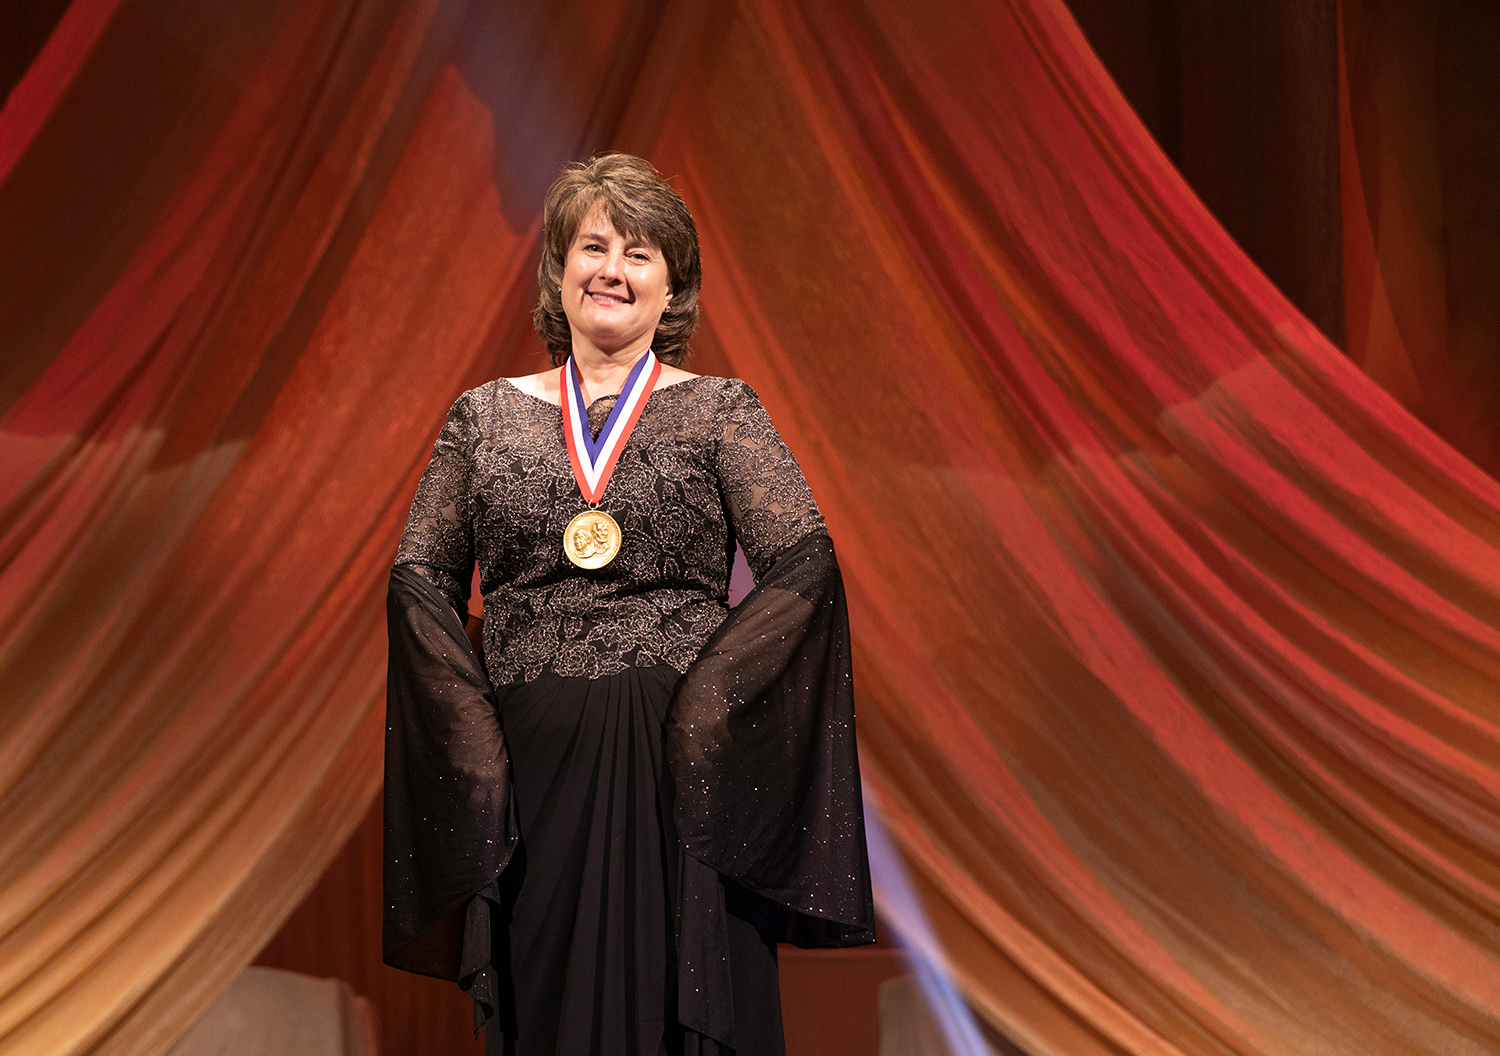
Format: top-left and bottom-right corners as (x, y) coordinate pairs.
(572, 202), (658, 248)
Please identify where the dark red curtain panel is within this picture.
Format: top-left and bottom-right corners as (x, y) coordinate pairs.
(4, 1), (1500, 1055)
(1340, 0), (1500, 480)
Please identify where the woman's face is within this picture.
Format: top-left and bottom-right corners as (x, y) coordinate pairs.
(560, 206), (672, 358)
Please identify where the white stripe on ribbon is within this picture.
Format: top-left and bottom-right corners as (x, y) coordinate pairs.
(561, 350), (659, 503)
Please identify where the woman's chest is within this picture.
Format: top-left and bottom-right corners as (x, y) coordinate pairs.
(468, 415), (729, 577)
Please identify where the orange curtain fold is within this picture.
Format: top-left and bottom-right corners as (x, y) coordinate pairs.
(4, 1), (1500, 1055)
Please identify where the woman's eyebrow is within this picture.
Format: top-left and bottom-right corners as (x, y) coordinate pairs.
(574, 228), (657, 252)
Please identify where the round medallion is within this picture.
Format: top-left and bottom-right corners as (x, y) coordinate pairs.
(563, 509), (622, 569)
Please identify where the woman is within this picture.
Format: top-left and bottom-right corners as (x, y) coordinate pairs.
(383, 153), (873, 1056)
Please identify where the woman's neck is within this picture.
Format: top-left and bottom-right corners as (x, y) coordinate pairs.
(568, 341), (652, 404)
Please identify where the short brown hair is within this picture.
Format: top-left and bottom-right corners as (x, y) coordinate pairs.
(533, 153), (702, 366)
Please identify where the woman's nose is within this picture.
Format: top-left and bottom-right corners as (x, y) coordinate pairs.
(597, 249), (625, 280)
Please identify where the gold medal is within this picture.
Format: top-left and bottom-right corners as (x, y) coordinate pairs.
(563, 509), (622, 569)
(559, 351), (660, 573)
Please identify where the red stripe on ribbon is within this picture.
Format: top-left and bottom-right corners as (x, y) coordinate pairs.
(559, 355), (662, 504)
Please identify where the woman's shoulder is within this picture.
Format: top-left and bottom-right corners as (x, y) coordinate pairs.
(695, 374), (767, 416)
(657, 363), (698, 389)
(449, 375), (559, 417)
(653, 372), (762, 422)
(431, 378), (557, 447)
(498, 371), (558, 406)
(660, 371), (755, 399)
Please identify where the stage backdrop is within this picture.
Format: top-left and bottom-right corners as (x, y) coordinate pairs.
(4, 2), (1500, 1056)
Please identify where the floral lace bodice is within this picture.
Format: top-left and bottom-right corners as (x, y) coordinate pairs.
(394, 375), (825, 685)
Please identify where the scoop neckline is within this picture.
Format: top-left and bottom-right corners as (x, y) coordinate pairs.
(497, 373), (718, 411)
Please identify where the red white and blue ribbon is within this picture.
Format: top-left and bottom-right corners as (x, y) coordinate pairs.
(559, 350), (661, 504)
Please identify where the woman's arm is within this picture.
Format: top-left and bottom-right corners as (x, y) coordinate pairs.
(394, 389), (480, 615)
(714, 380), (826, 579)
(385, 388), (515, 1030)
(667, 383), (874, 1044)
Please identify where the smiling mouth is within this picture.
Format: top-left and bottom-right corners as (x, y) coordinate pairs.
(588, 291), (628, 306)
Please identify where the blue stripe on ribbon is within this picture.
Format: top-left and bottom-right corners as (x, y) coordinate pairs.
(569, 351), (654, 464)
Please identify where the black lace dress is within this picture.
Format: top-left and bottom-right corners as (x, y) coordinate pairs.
(383, 376), (874, 1056)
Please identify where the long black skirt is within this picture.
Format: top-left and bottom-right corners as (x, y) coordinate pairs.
(486, 665), (786, 1056)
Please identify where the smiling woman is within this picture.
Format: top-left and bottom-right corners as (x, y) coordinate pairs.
(382, 154), (875, 1056)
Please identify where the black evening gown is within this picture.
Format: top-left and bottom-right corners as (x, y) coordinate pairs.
(383, 377), (873, 1056)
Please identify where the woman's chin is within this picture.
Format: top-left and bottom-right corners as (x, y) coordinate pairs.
(570, 325), (656, 356)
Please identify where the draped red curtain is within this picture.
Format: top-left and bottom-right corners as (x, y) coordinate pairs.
(5, 2), (1500, 1055)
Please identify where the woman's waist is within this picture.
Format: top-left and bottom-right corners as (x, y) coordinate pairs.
(482, 583), (727, 628)
(484, 602), (727, 687)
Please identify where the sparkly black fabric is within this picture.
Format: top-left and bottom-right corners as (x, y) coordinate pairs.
(383, 564), (518, 993)
(384, 376), (874, 1056)
(672, 531), (875, 1052)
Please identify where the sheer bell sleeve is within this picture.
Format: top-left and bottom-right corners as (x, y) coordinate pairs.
(667, 382), (875, 1049)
